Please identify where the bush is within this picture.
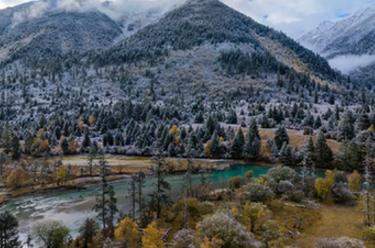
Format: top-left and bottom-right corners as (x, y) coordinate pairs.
(245, 171), (253, 180)
(316, 237), (365, 248)
(267, 166), (297, 185)
(241, 183), (274, 203)
(229, 176), (243, 189)
(198, 211), (261, 248)
(363, 226), (375, 241)
(334, 171), (348, 184)
(32, 221), (70, 248)
(276, 180), (295, 195)
(331, 183), (356, 205)
(170, 229), (196, 248)
(167, 198), (214, 227)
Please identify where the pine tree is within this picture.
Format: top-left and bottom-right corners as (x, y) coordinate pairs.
(210, 131), (221, 159)
(315, 131), (333, 169)
(82, 129), (91, 148)
(0, 212), (20, 248)
(93, 155), (118, 235)
(302, 137), (315, 175)
(10, 135), (20, 160)
(337, 110), (354, 141)
(274, 126), (289, 150)
(129, 175), (137, 219)
(149, 156), (170, 219)
(356, 111), (371, 131)
(243, 120), (261, 160)
(279, 143), (293, 166)
(230, 128), (245, 158)
(79, 218), (99, 248)
(135, 172), (146, 217)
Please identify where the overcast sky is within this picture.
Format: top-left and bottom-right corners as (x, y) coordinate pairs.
(1, 0), (374, 37)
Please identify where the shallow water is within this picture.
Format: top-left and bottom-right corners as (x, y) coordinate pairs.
(0, 163), (269, 243)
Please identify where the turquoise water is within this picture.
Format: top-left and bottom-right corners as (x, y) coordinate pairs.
(0, 163), (269, 241)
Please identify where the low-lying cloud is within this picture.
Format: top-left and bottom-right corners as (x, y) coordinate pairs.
(10, 0), (187, 26)
(328, 54), (375, 74)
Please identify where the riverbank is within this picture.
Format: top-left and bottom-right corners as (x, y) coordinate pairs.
(0, 156), (247, 205)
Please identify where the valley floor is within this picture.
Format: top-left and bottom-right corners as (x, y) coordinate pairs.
(293, 202), (374, 247)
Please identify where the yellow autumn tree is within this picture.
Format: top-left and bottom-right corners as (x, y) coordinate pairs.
(6, 167), (29, 189)
(348, 170), (361, 192)
(88, 115), (96, 126)
(242, 202), (271, 232)
(315, 170), (335, 200)
(204, 141), (212, 158)
(56, 166), (67, 186)
(142, 222), (165, 248)
(114, 217), (139, 248)
(78, 116), (85, 131)
(32, 129), (50, 155)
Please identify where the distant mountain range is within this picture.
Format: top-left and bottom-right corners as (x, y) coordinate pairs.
(299, 6), (375, 85)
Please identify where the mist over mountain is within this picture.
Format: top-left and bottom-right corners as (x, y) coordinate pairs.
(299, 6), (375, 84)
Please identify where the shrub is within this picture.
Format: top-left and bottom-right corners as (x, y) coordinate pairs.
(241, 183), (274, 203)
(259, 220), (280, 247)
(276, 180), (295, 195)
(241, 202), (271, 232)
(32, 221), (70, 248)
(331, 183), (356, 205)
(266, 166), (297, 191)
(114, 217), (139, 247)
(363, 226), (375, 241)
(316, 237), (365, 248)
(170, 229), (196, 248)
(229, 176), (243, 189)
(245, 171), (253, 180)
(198, 211), (261, 248)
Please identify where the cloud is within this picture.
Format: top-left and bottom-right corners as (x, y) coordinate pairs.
(221, 0), (375, 38)
(0, 0), (34, 9)
(3, 0), (186, 25)
(1, 0), (375, 37)
(328, 54), (375, 74)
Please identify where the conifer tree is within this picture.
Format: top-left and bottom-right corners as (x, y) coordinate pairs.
(302, 137), (315, 175)
(338, 110), (355, 141)
(315, 131), (333, 169)
(274, 126), (289, 150)
(93, 154), (118, 235)
(230, 128), (245, 158)
(0, 211), (20, 248)
(149, 156), (170, 219)
(243, 120), (261, 160)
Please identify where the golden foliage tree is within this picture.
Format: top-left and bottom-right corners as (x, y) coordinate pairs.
(6, 167), (29, 189)
(56, 166), (67, 186)
(114, 217), (139, 248)
(315, 170), (335, 200)
(242, 202), (271, 232)
(88, 115), (97, 127)
(142, 222), (165, 248)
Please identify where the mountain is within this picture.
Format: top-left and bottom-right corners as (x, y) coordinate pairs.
(94, 0), (339, 88)
(0, 0), (168, 67)
(300, 7), (375, 58)
(0, 0), (354, 122)
(299, 6), (375, 84)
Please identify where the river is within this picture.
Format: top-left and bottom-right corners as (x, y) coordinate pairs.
(0, 163), (269, 244)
